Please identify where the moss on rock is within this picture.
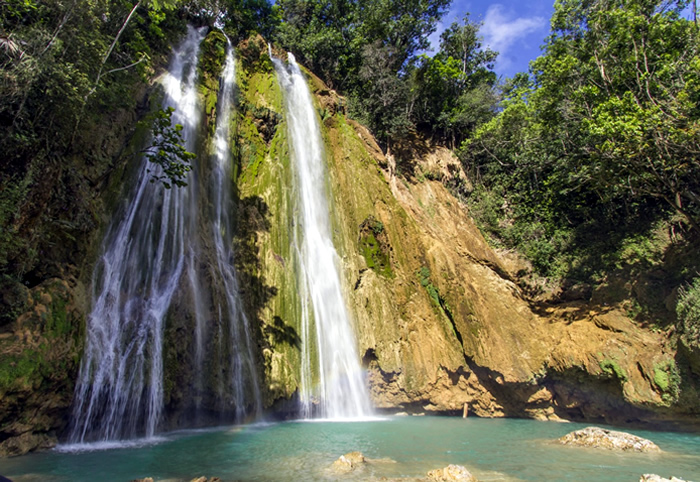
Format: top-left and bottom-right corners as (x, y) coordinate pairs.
(0, 279), (84, 456)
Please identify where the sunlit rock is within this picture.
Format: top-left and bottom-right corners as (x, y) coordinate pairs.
(330, 451), (367, 474)
(426, 464), (477, 481)
(558, 427), (660, 452)
(640, 475), (688, 482)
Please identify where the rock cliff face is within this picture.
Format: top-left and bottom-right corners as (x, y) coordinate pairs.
(237, 36), (700, 427)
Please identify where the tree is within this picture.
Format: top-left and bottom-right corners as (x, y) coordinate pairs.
(143, 107), (196, 189)
(408, 15), (498, 147)
(353, 41), (412, 143)
(274, 0), (451, 138)
(461, 0), (700, 279)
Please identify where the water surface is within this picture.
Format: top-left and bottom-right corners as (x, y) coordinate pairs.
(2, 417), (699, 481)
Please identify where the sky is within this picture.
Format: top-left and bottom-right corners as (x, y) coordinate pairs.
(427, 0), (556, 79)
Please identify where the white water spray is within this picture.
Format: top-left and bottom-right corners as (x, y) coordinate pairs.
(69, 26), (206, 442)
(272, 53), (372, 419)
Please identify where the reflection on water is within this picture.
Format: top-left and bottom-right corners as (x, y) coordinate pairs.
(3, 417), (700, 481)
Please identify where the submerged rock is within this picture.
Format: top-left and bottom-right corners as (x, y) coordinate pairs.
(558, 427), (660, 452)
(640, 475), (688, 482)
(330, 451), (367, 474)
(426, 464), (477, 481)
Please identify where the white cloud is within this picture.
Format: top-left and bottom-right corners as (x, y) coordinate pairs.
(481, 4), (546, 56)
(422, 2), (549, 76)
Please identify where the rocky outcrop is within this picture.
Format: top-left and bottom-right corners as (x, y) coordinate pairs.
(558, 427), (661, 452)
(303, 64), (700, 425)
(640, 476), (689, 482)
(426, 464), (477, 481)
(330, 451), (367, 474)
(0, 278), (85, 456)
(234, 37), (700, 426)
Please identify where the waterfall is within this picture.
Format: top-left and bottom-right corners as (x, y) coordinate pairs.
(69, 28), (261, 443)
(272, 53), (372, 419)
(68, 26), (205, 442)
(209, 39), (262, 421)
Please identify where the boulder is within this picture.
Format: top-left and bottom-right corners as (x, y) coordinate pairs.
(558, 427), (660, 452)
(0, 432), (56, 457)
(640, 475), (687, 482)
(426, 464), (477, 481)
(330, 451), (367, 474)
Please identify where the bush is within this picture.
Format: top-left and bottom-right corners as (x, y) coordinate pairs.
(677, 277), (700, 347)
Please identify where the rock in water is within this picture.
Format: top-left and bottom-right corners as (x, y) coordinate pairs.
(427, 464), (477, 481)
(330, 451), (367, 474)
(558, 427), (660, 452)
(640, 475), (688, 482)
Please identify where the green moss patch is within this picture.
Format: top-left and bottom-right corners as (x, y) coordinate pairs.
(417, 266), (462, 346)
(198, 30), (227, 121)
(359, 216), (392, 277)
(0, 349), (46, 392)
(653, 359), (680, 404)
(599, 358), (628, 381)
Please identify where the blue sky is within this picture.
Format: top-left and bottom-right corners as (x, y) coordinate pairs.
(428, 0), (556, 79)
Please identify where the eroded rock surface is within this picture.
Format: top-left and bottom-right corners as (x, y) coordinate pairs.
(558, 427), (660, 452)
(330, 451), (367, 474)
(426, 464), (477, 481)
(640, 475), (688, 482)
(0, 279), (84, 456)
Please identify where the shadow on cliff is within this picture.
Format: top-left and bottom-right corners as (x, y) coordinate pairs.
(390, 134), (431, 181)
(462, 357), (666, 429)
(234, 196), (278, 328)
(264, 315), (301, 349)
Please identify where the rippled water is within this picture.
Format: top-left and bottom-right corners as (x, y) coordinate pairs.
(2, 417), (699, 481)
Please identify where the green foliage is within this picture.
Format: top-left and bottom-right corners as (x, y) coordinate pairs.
(272, 1), (500, 147)
(0, 0), (190, 169)
(418, 266), (431, 286)
(677, 277), (700, 347)
(0, 172), (31, 272)
(352, 40), (413, 141)
(461, 0), (700, 282)
(0, 0), (195, 286)
(45, 296), (71, 339)
(238, 115), (267, 181)
(0, 349), (45, 391)
(193, 0), (278, 42)
(407, 14), (498, 147)
(416, 266), (440, 309)
(142, 107), (195, 188)
(199, 30), (228, 82)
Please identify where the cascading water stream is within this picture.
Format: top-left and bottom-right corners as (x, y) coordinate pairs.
(69, 26), (206, 442)
(210, 39), (262, 421)
(272, 53), (372, 419)
(69, 27), (263, 443)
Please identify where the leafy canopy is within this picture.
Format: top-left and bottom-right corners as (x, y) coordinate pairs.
(462, 0), (700, 278)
